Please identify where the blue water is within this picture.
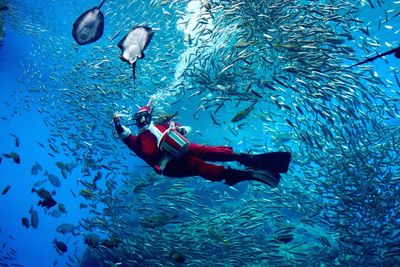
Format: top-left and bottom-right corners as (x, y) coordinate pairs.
(1, 0), (400, 266)
(0, 27), (84, 266)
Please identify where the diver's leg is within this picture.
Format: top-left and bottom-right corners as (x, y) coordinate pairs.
(163, 156), (226, 182)
(187, 144), (291, 175)
(163, 156), (280, 187)
(186, 144), (237, 162)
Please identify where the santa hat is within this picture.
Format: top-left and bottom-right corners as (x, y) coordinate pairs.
(136, 97), (153, 113)
(137, 105), (151, 113)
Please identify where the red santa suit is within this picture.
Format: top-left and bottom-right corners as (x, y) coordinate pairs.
(119, 121), (242, 183)
(114, 100), (289, 187)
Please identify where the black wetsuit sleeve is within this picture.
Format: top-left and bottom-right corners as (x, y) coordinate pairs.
(115, 125), (124, 134)
(114, 118), (124, 134)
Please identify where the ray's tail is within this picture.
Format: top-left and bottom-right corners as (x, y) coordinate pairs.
(346, 46), (400, 69)
(98, 0), (106, 9)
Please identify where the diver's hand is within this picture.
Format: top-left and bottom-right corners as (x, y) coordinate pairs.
(113, 112), (122, 124)
(176, 127), (186, 135)
(176, 126), (191, 135)
(113, 113), (123, 133)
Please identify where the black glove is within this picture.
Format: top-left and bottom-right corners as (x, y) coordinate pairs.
(176, 127), (187, 135)
(113, 117), (124, 134)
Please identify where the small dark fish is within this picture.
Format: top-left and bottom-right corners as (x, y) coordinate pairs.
(38, 197), (57, 209)
(72, 0), (106, 45)
(31, 187), (52, 199)
(286, 118), (295, 128)
(70, 189), (76, 198)
(46, 172), (61, 188)
(55, 161), (65, 169)
(37, 141), (45, 147)
(61, 168), (69, 179)
(231, 102), (256, 122)
(250, 90), (263, 99)
(169, 250), (185, 263)
(31, 163), (40, 175)
(2, 152), (21, 164)
(118, 26), (155, 88)
(48, 209), (62, 218)
(56, 223), (78, 236)
(29, 207), (39, 229)
(2, 185), (11, 195)
(80, 189), (95, 200)
(58, 203), (67, 213)
(92, 171), (102, 188)
(0, 5), (8, 11)
(100, 164), (113, 170)
(32, 187), (57, 209)
(21, 218), (30, 229)
(15, 137), (20, 147)
(53, 239), (68, 255)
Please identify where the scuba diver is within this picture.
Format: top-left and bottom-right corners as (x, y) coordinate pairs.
(113, 97), (291, 187)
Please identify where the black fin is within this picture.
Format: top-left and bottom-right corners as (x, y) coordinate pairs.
(224, 168), (281, 188)
(252, 170), (281, 188)
(240, 152), (291, 173)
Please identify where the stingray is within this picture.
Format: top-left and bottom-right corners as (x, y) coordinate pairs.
(117, 26), (155, 87)
(72, 0), (106, 45)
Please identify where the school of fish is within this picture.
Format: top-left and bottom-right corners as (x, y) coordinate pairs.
(1, 0), (400, 266)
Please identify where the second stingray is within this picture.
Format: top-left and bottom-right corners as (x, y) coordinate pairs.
(117, 26), (155, 86)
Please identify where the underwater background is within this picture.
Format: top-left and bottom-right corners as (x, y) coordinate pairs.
(1, 0), (400, 266)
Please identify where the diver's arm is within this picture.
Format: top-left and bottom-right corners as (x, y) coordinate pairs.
(114, 116), (138, 152)
(113, 115), (131, 138)
(114, 116), (124, 134)
(113, 114), (137, 148)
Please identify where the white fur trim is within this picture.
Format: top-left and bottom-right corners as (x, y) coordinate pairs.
(118, 126), (132, 139)
(147, 122), (163, 143)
